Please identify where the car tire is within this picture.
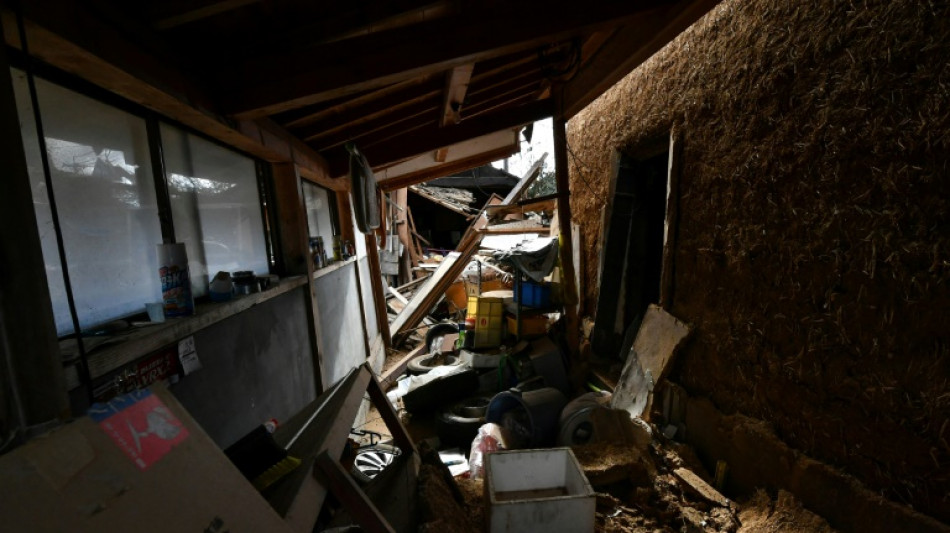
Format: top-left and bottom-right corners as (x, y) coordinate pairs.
(407, 353), (460, 375)
(436, 395), (492, 449)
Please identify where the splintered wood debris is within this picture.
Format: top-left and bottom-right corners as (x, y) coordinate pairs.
(410, 184), (478, 216)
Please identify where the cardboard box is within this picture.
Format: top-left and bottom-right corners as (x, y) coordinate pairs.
(0, 385), (292, 533)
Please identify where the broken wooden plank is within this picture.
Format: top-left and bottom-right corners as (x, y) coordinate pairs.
(379, 343), (427, 389)
(389, 252), (462, 338)
(673, 467), (733, 509)
(441, 64), (474, 126)
(477, 225), (548, 235)
(387, 286), (410, 305)
(610, 305), (691, 420)
(487, 194), (559, 220)
(502, 152), (548, 205)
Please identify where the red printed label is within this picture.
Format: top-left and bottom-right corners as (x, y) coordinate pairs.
(88, 390), (189, 470)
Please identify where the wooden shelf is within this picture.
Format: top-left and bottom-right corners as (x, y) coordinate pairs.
(312, 256), (357, 281)
(61, 275), (309, 389)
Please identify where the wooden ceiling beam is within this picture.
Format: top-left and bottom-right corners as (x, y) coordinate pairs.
(291, 81), (443, 141)
(465, 91), (540, 121)
(308, 100), (441, 151)
(379, 144), (518, 191)
(559, 0), (720, 118)
(280, 76), (436, 129)
(218, 0), (676, 117)
(325, 99), (554, 178)
(464, 77), (543, 117)
(441, 64), (474, 126)
(153, 0), (265, 30)
(467, 64), (542, 100)
(357, 116), (438, 151)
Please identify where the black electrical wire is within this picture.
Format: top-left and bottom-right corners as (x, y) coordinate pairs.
(15, 2), (95, 406)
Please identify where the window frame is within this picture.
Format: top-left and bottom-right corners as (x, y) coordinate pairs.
(10, 54), (278, 337)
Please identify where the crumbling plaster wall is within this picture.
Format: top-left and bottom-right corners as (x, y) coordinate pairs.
(568, 0), (950, 522)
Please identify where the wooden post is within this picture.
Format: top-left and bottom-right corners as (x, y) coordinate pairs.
(0, 21), (69, 427)
(552, 114), (581, 359)
(365, 232), (392, 348)
(272, 163), (326, 392)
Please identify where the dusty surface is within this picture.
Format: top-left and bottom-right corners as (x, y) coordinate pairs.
(568, 0), (950, 521)
(738, 490), (836, 533)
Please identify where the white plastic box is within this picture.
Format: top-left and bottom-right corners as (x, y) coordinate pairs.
(485, 448), (595, 533)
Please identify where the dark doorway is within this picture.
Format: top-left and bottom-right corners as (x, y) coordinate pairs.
(592, 148), (669, 359)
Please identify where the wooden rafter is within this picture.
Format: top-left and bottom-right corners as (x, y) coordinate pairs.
(304, 97), (441, 148)
(325, 99), (554, 177)
(216, 0), (677, 117)
(152, 0), (265, 30)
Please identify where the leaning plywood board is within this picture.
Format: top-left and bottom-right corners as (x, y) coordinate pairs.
(389, 252), (462, 337)
(0, 385), (292, 533)
(611, 305), (691, 420)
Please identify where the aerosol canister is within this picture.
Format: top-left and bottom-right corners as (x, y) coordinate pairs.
(157, 243), (194, 317)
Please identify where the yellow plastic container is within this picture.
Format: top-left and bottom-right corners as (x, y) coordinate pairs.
(467, 296), (504, 330)
(467, 296), (504, 347)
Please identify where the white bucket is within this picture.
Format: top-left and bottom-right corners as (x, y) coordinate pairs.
(157, 243), (194, 317)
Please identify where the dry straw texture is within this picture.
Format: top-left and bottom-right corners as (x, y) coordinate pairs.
(568, 0), (950, 521)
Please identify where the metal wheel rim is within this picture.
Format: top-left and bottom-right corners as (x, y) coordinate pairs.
(354, 447), (399, 479)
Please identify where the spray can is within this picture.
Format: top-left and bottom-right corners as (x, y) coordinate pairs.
(157, 243), (194, 317)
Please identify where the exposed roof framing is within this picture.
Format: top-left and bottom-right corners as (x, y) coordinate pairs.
(7, 0), (721, 182)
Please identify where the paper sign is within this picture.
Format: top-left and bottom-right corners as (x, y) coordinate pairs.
(178, 336), (202, 375)
(88, 389), (189, 470)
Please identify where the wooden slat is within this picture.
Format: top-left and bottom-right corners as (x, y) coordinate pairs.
(218, 0), (676, 117)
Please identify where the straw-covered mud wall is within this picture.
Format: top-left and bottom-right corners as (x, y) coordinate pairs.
(568, 0), (950, 522)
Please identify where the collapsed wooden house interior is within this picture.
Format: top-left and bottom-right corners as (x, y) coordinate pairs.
(1, 0), (948, 531)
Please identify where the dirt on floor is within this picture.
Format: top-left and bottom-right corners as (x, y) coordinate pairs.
(454, 438), (835, 533)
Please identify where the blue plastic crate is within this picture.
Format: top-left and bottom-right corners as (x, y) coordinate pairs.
(516, 281), (552, 308)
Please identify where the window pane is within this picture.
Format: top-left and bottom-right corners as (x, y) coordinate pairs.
(303, 181), (337, 256)
(161, 123), (268, 295)
(13, 71), (162, 333)
(11, 69), (73, 335)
